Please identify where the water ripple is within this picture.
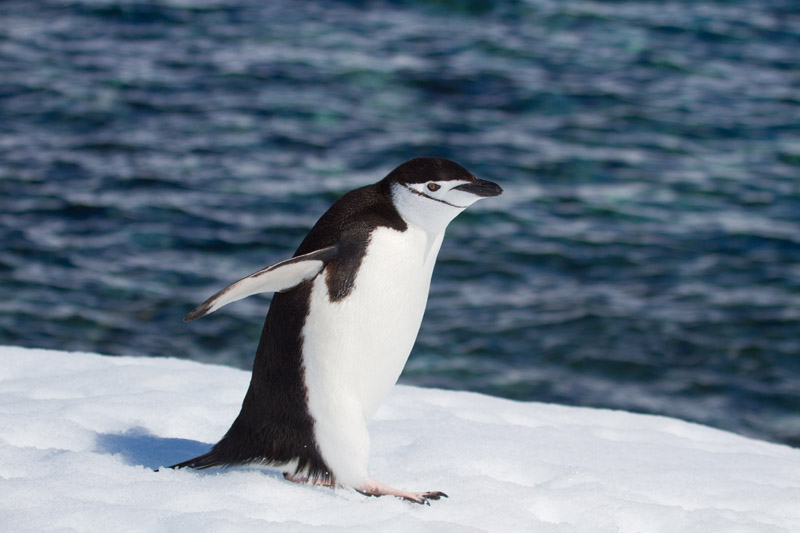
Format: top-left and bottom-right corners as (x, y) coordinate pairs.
(2, 0), (799, 446)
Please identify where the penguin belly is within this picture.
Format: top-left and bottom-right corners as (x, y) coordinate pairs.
(301, 225), (443, 487)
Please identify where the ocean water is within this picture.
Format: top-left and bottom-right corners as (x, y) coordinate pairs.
(1, 0), (799, 447)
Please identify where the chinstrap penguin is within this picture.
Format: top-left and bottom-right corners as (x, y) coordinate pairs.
(170, 157), (502, 504)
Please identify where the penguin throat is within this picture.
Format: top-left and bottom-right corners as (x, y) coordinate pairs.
(391, 183), (465, 235)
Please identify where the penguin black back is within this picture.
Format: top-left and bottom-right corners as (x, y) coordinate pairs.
(170, 175), (407, 478)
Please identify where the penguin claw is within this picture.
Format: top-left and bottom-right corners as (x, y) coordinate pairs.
(413, 491), (448, 505)
(421, 491), (448, 501)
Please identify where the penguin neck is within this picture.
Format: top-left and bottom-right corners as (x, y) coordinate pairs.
(410, 223), (447, 267)
(422, 230), (446, 267)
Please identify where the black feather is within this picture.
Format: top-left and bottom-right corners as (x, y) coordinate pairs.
(170, 172), (410, 482)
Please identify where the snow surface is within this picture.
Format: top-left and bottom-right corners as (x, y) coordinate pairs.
(1, 346), (799, 532)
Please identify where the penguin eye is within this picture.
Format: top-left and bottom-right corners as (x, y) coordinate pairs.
(427, 183), (441, 192)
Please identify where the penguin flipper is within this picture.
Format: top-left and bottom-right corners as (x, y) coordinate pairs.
(184, 245), (338, 322)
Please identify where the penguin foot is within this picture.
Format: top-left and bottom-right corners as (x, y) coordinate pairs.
(356, 478), (448, 505)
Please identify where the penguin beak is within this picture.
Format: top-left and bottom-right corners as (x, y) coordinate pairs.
(453, 179), (503, 197)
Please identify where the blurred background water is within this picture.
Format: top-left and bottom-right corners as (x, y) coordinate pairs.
(1, 0), (799, 447)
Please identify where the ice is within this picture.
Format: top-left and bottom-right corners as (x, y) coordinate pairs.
(1, 346), (798, 532)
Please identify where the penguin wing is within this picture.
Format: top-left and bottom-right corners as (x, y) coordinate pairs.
(184, 246), (338, 322)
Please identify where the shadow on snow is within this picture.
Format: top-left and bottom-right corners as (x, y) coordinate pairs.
(95, 427), (211, 470)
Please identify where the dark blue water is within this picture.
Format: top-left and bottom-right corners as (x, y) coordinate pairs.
(2, 0), (799, 447)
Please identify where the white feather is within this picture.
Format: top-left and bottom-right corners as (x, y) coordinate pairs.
(184, 247), (335, 321)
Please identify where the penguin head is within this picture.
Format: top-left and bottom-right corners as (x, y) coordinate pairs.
(385, 157), (503, 232)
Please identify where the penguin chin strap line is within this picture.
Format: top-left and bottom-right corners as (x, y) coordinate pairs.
(402, 184), (467, 209)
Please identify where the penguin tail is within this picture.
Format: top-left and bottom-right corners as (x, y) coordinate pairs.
(166, 450), (225, 470)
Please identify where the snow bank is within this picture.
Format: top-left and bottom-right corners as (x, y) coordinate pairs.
(1, 346), (799, 532)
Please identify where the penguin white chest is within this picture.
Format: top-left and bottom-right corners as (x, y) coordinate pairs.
(302, 225), (443, 420)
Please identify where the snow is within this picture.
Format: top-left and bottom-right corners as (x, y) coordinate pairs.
(1, 346), (799, 532)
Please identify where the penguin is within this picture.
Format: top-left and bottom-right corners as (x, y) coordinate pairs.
(170, 157), (502, 504)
